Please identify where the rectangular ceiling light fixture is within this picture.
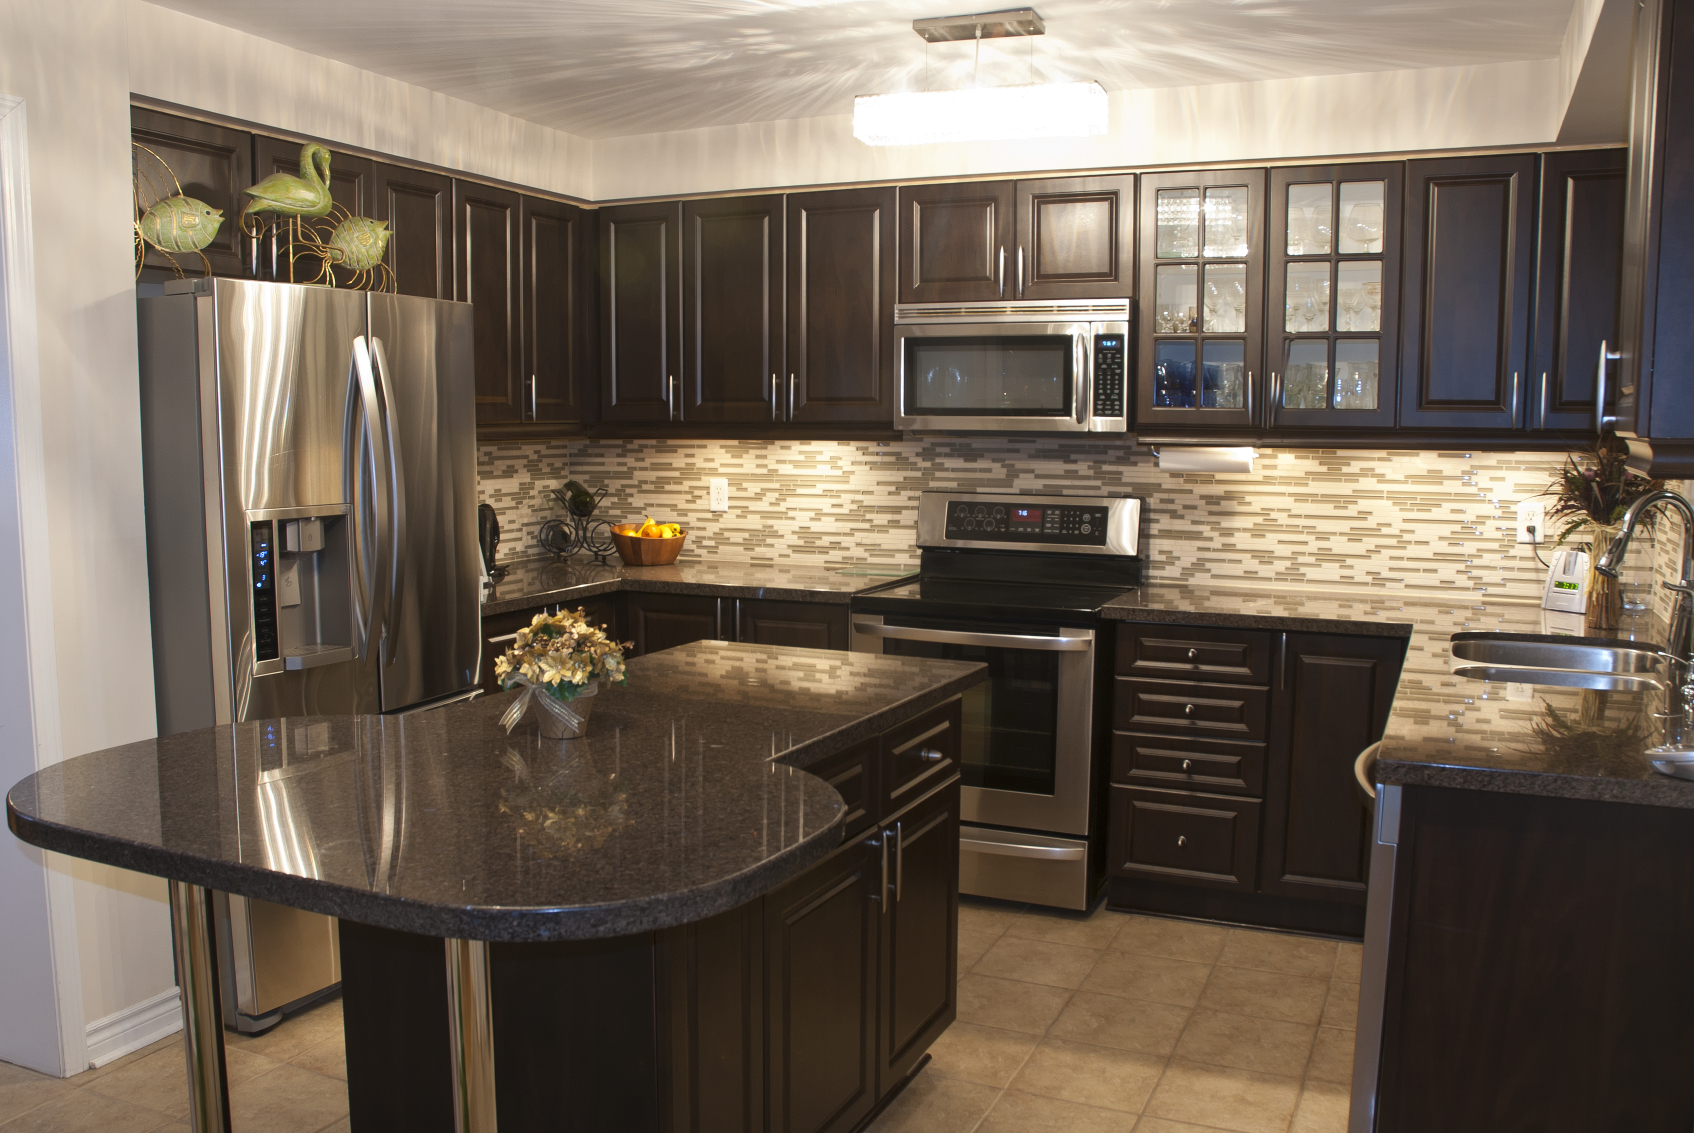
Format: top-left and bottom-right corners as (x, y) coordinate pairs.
(854, 8), (1107, 146)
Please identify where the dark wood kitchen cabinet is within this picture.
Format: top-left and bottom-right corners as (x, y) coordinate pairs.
(620, 593), (850, 656)
(877, 777), (958, 1089)
(735, 599), (849, 651)
(898, 181), (1015, 304)
(454, 180), (524, 425)
(130, 108), (252, 280)
(518, 194), (595, 429)
(372, 163), (451, 299)
(786, 187), (897, 426)
(622, 592), (722, 656)
(1397, 154), (1536, 431)
(599, 201), (684, 424)
(681, 195), (784, 423)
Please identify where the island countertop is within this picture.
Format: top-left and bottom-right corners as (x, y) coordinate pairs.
(6, 642), (986, 942)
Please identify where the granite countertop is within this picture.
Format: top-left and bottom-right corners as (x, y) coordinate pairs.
(6, 642), (985, 942)
(481, 556), (914, 616)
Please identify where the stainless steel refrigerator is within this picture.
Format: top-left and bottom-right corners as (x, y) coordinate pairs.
(138, 277), (482, 1031)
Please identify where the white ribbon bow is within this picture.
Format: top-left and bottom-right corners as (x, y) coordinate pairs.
(498, 675), (588, 735)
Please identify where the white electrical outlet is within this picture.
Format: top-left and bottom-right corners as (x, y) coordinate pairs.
(1516, 500), (1545, 544)
(709, 477), (729, 512)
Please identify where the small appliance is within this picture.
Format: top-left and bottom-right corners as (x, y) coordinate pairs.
(1542, 548), (1591, 614)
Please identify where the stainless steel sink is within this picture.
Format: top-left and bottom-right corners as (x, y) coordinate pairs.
(1449, 633), (1668, 691)
(1448, 664), (1664, 692)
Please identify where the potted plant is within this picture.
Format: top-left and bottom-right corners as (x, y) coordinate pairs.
(1543, 433), (1665, 631)
(494, 608), (631, 739)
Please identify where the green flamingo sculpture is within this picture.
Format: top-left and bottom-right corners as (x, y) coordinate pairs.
(240, 143), (333, 235)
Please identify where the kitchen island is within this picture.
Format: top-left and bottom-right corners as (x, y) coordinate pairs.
(6, 641), (986, 1133)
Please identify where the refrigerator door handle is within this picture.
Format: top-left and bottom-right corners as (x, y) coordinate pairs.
(369, 337), (408, 663)
(343, 336), (390, 667)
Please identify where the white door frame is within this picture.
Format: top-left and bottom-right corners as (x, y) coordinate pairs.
(0, 91), (85, 1077)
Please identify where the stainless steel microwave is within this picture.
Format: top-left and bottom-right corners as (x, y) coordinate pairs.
(894, 300), (1130, 433)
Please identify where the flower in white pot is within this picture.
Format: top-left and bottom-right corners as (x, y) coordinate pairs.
(495, 608), (630, 738)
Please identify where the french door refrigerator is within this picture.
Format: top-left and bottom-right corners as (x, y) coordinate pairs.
(138, 277), (482, 1031)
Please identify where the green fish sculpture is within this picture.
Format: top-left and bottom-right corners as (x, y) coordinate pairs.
(325, 215), (390, 271)
(137, 195), (223, 253)
(241, 142), (333, 231)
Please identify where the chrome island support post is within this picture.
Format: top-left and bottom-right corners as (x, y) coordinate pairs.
(445, 938), (498, 1132)
(167, 881), (232, 1133)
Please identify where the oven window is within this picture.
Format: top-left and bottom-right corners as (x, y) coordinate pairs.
(904, 335), (1074, 417)
(878, 636), (1060, 795)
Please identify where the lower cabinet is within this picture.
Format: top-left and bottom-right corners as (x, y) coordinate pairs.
(618, 592), (850, 657)
(737, 597), (850, 650)
(624, 592), (724, 656)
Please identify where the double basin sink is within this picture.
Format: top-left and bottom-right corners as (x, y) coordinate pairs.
(1450, 633), (1667, 693)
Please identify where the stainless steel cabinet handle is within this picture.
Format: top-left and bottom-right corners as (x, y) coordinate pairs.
(895, 821), (904, 902)
(1509, 370), (1521, 425)
(1268, 371), (1281, 425)
(875, 832), (887, 904)
(666, 373), (675, 421)
(853, 621), (1093, 652)
(530, 373), (538, 420)
(1538, 371), (1550, 430)
(998, 245), (1005, 297)
(1177, 835), (1187, 846)
(1187, 648), (1198, 660)
(918, 747), (945, 763)
(1597, 339), (1620, 433)
(1246, 370), (1255, 422)
(1181, 759), (1193, 771)
(673, 374), (683, 421)
(770, 373), (778, 421)
(1279, 632), (1288, 690)
(1016, 245), (1024, 298)
(788, 373), (796, 420)
(1184, 703), (1195, 715)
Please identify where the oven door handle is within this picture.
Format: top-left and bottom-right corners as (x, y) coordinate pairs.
(960, 836), (1086, 861)
(853, 621), (1093, 652)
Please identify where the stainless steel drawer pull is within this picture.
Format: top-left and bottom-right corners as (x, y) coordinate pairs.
(1177, 835), (1187, 846)
(918, 747), (945, 763)
(1184, 704), (1195, 715)
(1187, 648), (1198, 660)
(1181, 759), (1192, 771)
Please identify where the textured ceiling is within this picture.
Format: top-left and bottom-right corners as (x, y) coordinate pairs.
(144, 0), (1577, 139)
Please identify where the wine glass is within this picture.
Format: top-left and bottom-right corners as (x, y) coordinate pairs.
(1229, 280), (1247, 334)
(1342, 203), (1384, 253)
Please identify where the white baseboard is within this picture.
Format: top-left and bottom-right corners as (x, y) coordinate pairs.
(85, 987), (182, 1069)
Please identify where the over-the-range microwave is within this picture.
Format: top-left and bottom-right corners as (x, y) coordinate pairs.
(894, 299), (1130, 433)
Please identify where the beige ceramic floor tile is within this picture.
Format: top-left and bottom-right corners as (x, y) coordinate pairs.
(313, 1120), (351, 1133)
(1008, 1037), (1165, 1113)
(959, 898), (1025, 936)
(0, 1061), (74, 1125)
(1005, 907), (1127, 950)
(863, 1070), (1000, 1133)
(1172, 1010), (1316, 1079)
(1133, 1119), (1238, 1133)
(957, 974), (1075, 1034)
(0, 1088), (172, 1133)
(1049, 992), (1191, 1056)
(83, 1044), (275, 1118)
(1333, 942), (1363, 984)
(1197, 966), (1328, 1027)
(73, 1037), (180, 1086)
(1289, 1078), (1351, 1133)
(289, 1037), (347, 1082)
(924, 1022), (1039, 1088)
(958, 927), (1003, 976)
(1305, 1027), (1355, 1084)
(973, 935), (1104, 990)
(228, 1063), (348, 1133)
(1144, 1059), (1303, 1133)
(978, 1089), (1140, 1131)
(1112, 916), (1229, 965)
(1083, 951), (1212, 1008)
(225, 1000), (344, 1064)
(1216, 931), (1338, 980)
(1321, 982), (1359, 1030)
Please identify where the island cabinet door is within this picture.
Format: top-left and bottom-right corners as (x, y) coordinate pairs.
(878, 777), (960, 1089)
(765, 833), (882, 1133)
(658, 903), (766, 1133)
(1259, 632), (1405, 905)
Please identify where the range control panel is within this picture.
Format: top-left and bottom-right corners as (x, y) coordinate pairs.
(1092, 335), (1124, 419)
(943, 500), (1111, 546)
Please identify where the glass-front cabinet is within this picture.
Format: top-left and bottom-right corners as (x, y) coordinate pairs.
(1136, 170), (1265, 429)
(1265, 163), (1402, 431)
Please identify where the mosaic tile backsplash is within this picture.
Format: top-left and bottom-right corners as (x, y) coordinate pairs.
(476, 438), (1684, 604)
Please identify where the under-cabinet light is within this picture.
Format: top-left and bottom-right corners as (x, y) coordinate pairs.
(852, 81), (1108, 146)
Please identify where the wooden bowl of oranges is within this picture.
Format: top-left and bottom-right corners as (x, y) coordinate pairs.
(610, 517), (687, 566)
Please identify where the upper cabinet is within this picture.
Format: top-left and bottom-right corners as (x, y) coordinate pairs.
(787, 187), (897, 426)
(599, 201), (683, 425)
(372, 163), (451, 300)
(1135, 169), (1265, 431)
(521, 195), (594, 429)
(898, 177), (1132, 305)
(680, 195), (784, 423)
(1397, 155), (1536, 431)
(1265, 162), (1402, 432)
(1534, 149), (1626, 433)
(252, 135), (374, 287)
(131, 108), (252, 279)
(453, 180), (524, 426)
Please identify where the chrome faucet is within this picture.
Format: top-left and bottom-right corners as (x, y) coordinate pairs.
(1595, 488), (1694, 660)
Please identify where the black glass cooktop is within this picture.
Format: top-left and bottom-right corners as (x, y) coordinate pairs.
(851, 576), (1136, 625)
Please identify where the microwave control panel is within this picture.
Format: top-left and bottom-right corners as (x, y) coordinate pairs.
(1093, 335), (1125, 419)
(943, 501), (1110, 545)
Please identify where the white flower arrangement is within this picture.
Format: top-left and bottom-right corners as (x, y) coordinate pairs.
(495, 608), (629, 700)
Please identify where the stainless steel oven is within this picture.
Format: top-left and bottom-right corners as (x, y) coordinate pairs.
(894, 300), (1129, 433)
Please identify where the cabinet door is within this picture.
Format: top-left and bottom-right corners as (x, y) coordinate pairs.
(1533, 149), (1627, 432)
(1136, 169), (1266, 431)
(1260, 632), (1405, 904)
(131, 108), (251, 279)
(521, 194), (591, 426)
(453, 180), (524, 425)
(786, 188), (896, 425)
(1399, 155), (1535, 430)
(880, 779), (959, 1089)
(624, 593), (721, 657)
(766, 835), (881, 1133)
(1014, 175), (1134, 301)
(372, 163), (451, 299)
(251, 135), (374, 287)
(1266, 162), (1402, 432)
(600, 202), (682, 423)
(1108, 785), (1261, 892)
(898, 181), (1016, 304)
(735, 599), (848, 651)
(660, 903), (765, 1133)
(682, 195), (784, 423)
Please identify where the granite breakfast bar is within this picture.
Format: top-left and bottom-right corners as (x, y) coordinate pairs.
(6, 641), (986, 1133)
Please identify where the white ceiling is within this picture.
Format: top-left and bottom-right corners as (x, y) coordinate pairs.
(145, 0), (1578, 140)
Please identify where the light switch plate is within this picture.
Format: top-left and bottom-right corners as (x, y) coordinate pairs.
(709, 478), (729, 512)
(1516, 500), (1545, 544)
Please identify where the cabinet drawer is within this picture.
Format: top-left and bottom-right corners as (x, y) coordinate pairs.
(1114, 678), (1269, 740)
(808, 736), (880, 840)
(1111, 732), (1266, 796)
(882, 700), (959, 813)
(1118, 624), (1272, 685)
(1108, 786), (1260, 892)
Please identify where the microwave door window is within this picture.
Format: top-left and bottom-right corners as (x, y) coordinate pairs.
(906, 335), (1073, 416)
